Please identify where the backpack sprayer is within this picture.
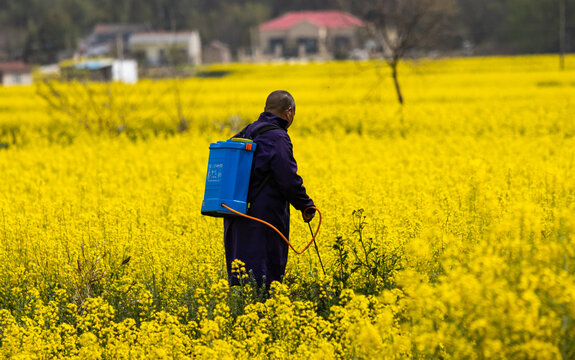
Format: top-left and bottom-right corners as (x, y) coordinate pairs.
(201, 126), (325, 273)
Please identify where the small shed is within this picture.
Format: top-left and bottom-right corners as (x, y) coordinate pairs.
(62, 59), (138, 84)
(0, 61), (33, 86)
(203, 41), (231, 64)
(129, 31), (202, 66)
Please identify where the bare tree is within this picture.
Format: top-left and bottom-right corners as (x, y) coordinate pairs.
(357, 0), (457, 104)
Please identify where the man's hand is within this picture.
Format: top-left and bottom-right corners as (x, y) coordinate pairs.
(302, 207), (316, 223)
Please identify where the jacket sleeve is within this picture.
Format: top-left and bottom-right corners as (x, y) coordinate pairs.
(270, 132), (314, 211)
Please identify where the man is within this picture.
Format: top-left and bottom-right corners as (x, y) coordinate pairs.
(224, 90), (315, 287)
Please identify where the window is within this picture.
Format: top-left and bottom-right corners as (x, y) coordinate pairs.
(334, 36), (351, 59)
(269, 38), (285, 55)
(297, 38), (318, 54)
(334, 36), (351, 51)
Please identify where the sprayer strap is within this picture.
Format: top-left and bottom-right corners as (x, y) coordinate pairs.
(239, 122), (282, 138)
(251, 123), (282, 139)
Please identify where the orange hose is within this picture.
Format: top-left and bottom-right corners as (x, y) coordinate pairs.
(221, 204), (321, 255)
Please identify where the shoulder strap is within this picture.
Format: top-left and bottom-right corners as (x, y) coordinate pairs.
(250, 123), (282, 139)
(237, 124), (249, 138)
(236, 123), (280, 140)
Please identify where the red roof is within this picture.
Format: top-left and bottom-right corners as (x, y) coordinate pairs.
(0, 61), (31, 73)
(259, 11), (364, 31)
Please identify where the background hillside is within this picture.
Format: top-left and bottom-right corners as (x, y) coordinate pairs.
(0, 0), (573, 63)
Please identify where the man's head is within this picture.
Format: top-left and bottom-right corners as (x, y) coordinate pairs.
(265, 90), (296, 128)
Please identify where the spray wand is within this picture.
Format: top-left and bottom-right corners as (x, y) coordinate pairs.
(221, 204), (325, 274)
(309, 222), (326, 275)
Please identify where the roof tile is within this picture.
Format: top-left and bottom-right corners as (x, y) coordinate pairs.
(260, 11), (364, 30)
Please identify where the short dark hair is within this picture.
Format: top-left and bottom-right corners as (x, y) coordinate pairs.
(265, 90), (295, 113)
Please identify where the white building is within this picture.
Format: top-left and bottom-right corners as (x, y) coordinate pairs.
(129, 31), (202, 66)
(0, 61), (33, 86)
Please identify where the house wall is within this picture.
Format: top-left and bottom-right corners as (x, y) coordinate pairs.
(187, 33), (202, 65)
(140, 47), (162, 66)
(325, 27), (361, 58)
(326, 27), (360, 49)
(0, 72), (33, 86)
(259, 29), (286, 55)
(260, 22), (323, 57)
(287, 22), (321, 44)
(111, 60), (138, 84)
(259, 23), (360, 59)
(129, 32), (202, 66)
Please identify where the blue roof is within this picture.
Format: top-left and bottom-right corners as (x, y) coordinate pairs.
(71, 60), (113, 70)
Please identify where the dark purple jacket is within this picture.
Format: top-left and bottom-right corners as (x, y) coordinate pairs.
(224, 112), (314, 286)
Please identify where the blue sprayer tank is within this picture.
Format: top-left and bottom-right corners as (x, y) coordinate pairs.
(201, 139), (256, 217)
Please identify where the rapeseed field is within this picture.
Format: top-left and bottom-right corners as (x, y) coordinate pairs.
(0, 55), (574, 359)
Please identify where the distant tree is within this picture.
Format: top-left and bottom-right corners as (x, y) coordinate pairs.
(218, 2), (270, 55)
(559, 0), (566, 69)
(457, 0), (506, 50)
(4, 0), (573, 66)
(190, 1), (270, 55)
(23, 10), (78, 64)
(354, 0), (458, 105)
(501, 0), (559, 53)
(457, 0), (575, 56)
(458, 0), (506, 53)
(502, 0), (575, 57)
(267, 0), (341, 16)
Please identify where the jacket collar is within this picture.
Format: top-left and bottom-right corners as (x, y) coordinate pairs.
(257, 112), (288, 131)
